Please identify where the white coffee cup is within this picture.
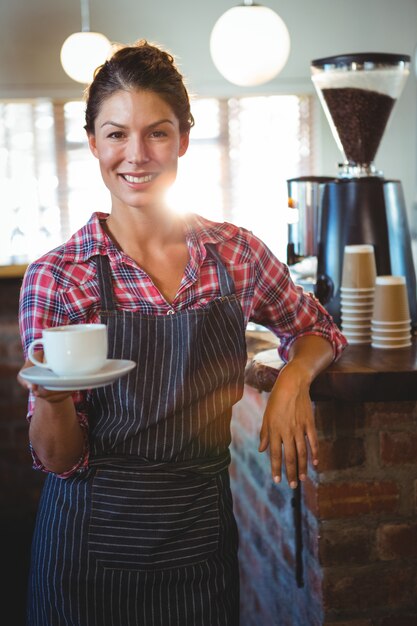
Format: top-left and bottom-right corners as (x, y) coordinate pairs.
(28, 324), (108, 377)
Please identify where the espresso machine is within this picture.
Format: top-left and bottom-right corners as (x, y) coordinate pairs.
(287, 52), (417, 327)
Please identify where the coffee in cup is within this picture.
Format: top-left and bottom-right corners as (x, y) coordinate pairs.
(28, 324), (108, 376)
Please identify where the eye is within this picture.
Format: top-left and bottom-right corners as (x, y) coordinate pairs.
(150, 129), (168, 139)
(107, 130), (125, 139)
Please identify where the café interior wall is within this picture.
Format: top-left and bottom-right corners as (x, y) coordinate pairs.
(0, 0), (416, 234)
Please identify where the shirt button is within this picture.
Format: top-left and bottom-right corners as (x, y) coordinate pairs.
(167, 308), (175, 315)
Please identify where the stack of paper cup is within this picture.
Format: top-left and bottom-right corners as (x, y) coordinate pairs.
(340, 244), (377, 344)
(371, 276), (412, 349)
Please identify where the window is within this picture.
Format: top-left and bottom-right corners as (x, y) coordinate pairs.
(0, 94), (314, 266)
(0, 100), (60, 264)
(172, 95), (313, 260)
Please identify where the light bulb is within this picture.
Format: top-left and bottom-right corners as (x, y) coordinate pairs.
(60, 31), (112, 84)
(210, 4), (290, 87)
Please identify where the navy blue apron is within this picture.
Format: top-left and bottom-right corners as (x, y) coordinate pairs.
(27, 244), (247, 626)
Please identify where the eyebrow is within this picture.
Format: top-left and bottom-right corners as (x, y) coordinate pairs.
(100, 118), (175, 129)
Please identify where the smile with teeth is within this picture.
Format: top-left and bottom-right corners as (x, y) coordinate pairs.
(123, 174), (154, 184)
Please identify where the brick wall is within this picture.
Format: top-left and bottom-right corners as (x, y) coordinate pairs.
(230, 386), (417, 625)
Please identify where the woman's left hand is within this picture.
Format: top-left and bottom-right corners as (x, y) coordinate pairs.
(258, 360), (318, 489)
(17, 357), (73, 403)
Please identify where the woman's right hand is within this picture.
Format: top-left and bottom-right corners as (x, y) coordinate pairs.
(18, 355), (84, 474)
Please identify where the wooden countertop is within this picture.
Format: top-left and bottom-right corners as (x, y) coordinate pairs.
(0, 264), (27, 279)
(245, 338), (417, 402)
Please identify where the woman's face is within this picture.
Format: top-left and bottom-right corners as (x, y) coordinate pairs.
(88, 89), (189, 212)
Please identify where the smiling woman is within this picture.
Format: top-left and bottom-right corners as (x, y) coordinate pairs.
(0, 91), (313, 267)
(16, 40), (345, 626)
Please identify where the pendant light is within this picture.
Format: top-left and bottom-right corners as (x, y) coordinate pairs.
(60, 0), (112, 84)
(210, 0), (290, 87)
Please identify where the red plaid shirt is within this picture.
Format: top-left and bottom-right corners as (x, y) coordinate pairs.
(19, 212), (347, 476)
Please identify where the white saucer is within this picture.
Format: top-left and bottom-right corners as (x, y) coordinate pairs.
(20, 359), (136, 390)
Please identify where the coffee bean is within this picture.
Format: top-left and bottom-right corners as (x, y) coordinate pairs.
(322, 87), (395, 165)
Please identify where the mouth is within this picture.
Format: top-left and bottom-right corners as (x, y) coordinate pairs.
(121, 173), (155, 184)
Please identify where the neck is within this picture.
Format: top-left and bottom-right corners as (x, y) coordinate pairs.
(104, 205), (185, 253)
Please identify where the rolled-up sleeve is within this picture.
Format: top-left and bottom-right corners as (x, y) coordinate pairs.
(19, 263), (91, 478)
(247, 234), (347, 362)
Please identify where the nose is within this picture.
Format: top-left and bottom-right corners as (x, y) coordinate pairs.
(127, 135), (150, 164)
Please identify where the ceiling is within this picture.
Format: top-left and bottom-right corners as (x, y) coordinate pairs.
(2, 0), (417, 98)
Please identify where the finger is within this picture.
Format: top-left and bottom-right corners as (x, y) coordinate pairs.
(21, 361), (35, 371)
(295, 436), (308, 481)
(306, 422), (319, 467)
(258, 418), (269, 452)
(35, 387), (73, 403)
(269, 432), (283, 484)
(17, 374), (35, 392)
(17, 379), (34, 392)
(17, 358), (40, 390)
(283, 439), (298, 488)
(27, 350), (44, 367)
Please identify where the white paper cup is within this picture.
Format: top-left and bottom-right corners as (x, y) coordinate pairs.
(372, 330), (411, 343)
(371, 326), (411, 335)
(372, 335), (411, 343)
(372, 276), (410, 323)
(341, 304), (374, 317)
(346, 336), (372, 344)
(344, 332), (372, 343)
(371, 319), (411, 329)
(341, 297), (375, 306)
(341, 291), (374, 298)
(342, 322), (372, 330)
(341, 313), (373, 322)
(343, 329), (372, 337)
(371, 341), (412, 349)
(341, 245), (377, 289)
(341, 287), (375, 294)
(28, 324), (108, 377)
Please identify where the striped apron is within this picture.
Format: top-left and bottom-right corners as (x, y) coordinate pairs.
(27, 244), (247, 626)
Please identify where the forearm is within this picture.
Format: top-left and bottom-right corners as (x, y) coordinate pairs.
(29, 396), (86, 474)
(285, 334), (334, 385)
(260, 334), (334, 487)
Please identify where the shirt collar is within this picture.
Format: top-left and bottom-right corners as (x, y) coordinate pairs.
(182, 213), (240, 286)
(184, 213), (238, 242)
(60, 212), (116, 263)
(184, 213), (239, 255)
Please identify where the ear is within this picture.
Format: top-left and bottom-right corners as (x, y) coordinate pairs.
(87, 133), (99, 159)
(179, 132), (190, 157)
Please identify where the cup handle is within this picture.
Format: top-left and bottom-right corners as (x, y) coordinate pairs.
(28, 339), (49, 369)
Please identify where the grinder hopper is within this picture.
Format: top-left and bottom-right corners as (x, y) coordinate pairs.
(311, 52), (410, 176)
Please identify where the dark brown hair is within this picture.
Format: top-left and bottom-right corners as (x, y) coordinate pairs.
(84, 40), (194, 135)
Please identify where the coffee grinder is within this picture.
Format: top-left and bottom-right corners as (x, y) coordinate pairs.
(288, 52), (417, 327)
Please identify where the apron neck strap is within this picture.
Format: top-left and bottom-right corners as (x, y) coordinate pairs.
(95, 254), (116, 311)
(205, 243), (236, 297)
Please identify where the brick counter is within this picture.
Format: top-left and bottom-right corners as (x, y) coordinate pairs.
(230, 342), (417, 626)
